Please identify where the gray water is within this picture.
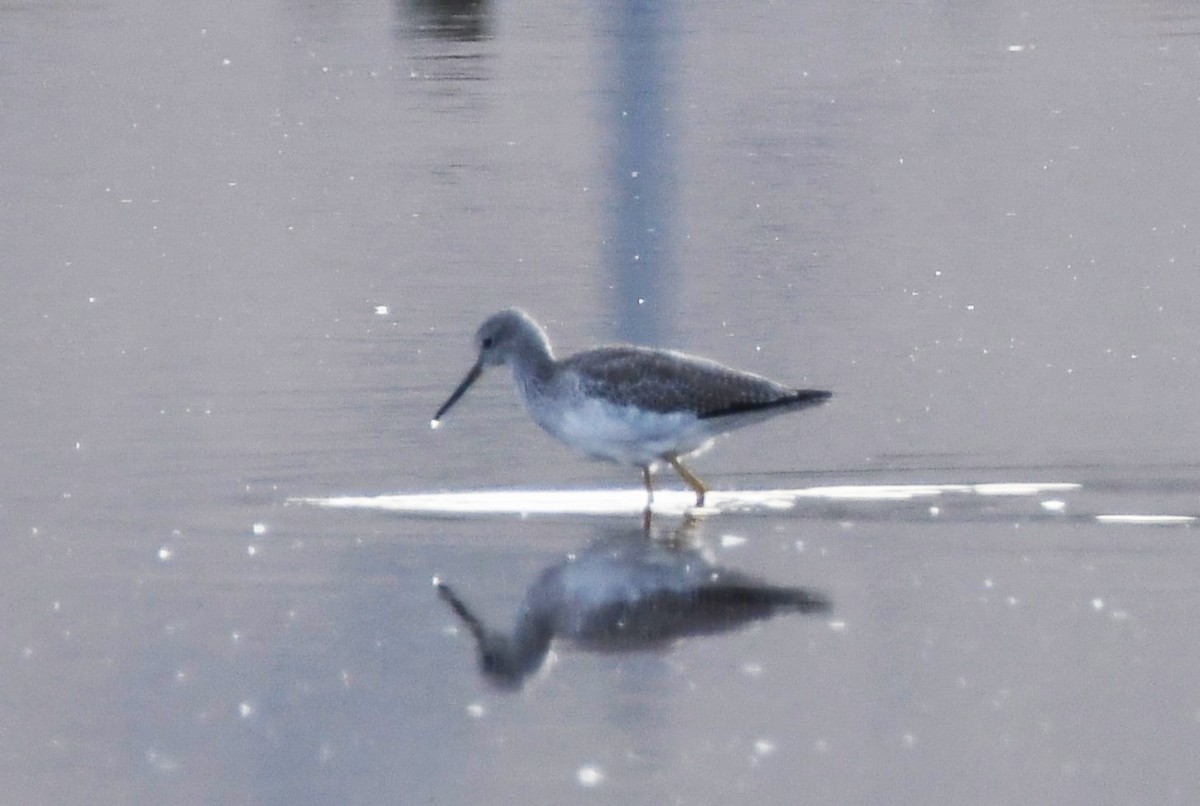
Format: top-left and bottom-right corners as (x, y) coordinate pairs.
(4, 0), (1200, 803)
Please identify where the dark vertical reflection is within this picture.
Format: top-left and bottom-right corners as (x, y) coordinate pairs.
(396, 0), (491, 41)
(599, 0), (679, 346)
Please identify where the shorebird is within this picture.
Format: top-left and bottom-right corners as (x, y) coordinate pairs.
(431, 308), (831, 507)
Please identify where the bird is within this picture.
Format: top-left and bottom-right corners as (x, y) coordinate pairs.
(431, 308), (831, 508)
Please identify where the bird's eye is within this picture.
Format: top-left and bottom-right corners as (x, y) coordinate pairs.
(481, 337), (495, 349)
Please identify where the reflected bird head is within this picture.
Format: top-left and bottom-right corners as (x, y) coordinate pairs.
(435, 578), (549, 690)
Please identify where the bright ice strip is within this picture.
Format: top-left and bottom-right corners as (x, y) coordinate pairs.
(1095, 514), (1196, 525)
(295, 487), (798, 516)
(973, 482), (1081, 496)
(794, 484), (971, 501)
(795, 482), (1077, 500)
(291, 481), (1084, 516)
(294, 488), (695, 516)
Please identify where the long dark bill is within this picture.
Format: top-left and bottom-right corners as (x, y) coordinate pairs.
(432, 359), (484, 423)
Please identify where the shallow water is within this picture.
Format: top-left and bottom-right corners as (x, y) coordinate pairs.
(4, 0), (1200, 803)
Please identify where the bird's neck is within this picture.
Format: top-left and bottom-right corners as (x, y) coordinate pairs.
(512, 330), (556, 387)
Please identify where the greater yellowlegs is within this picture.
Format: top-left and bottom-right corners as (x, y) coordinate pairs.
(431, 308), (831, 507)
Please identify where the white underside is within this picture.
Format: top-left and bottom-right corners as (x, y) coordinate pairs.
(530, 396), (716, 466)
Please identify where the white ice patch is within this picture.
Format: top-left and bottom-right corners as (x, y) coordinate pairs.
(1096, 514), (1195, 525)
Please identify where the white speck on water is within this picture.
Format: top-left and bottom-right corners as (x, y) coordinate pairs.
(576, 765), (605, 787)
(1041, 499), (1066, 512)
(252, 522), (267, 535)
(720, 534), (747, 548)
(145, 748), (180, 773)
(901, 733), (917, 748)
(231, 631), (242, 644)
(247, 545), (258, 557)
(158, 547), (174, 562)
(1007, 44), (1025, 52)
(238, 701), (255, 719)
(828, 620), (847, 633)
(374, 305), (389, 315)
(742, 662), (764, 677)
(983, 578), (995, 589)
(754, 739), (776, 756)
(466, 702), (486, 719)
(430, 419), (442, 430)
(929, 505), (940, 516)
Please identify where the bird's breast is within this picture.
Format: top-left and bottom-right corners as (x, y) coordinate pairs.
(531, 394), (713, 466)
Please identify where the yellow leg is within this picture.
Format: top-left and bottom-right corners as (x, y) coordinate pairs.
(666, 455), (708, 507)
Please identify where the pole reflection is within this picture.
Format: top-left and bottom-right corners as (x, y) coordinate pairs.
(396, 0), (491, 42)
(600, 0), (679, 346)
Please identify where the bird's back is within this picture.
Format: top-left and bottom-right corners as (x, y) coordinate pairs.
(563, 345), (830, 423)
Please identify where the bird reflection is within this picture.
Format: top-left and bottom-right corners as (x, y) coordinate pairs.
(436, 524), (830, 689)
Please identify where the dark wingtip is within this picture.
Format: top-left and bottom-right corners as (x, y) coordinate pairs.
(699, 388), (832, 420)
(791, 389), (832, 404)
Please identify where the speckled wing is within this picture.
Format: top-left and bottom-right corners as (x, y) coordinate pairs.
(563, 346), (830, 419)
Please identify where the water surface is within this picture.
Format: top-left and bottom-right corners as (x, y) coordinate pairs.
(3, 0), (1200, 803)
